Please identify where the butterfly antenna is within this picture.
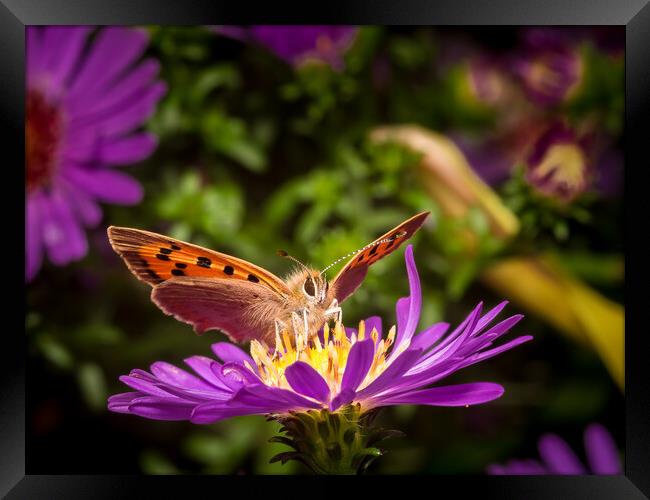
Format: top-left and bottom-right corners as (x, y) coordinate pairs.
(277, 250), (312, 274)
(319, 231), (407, 276)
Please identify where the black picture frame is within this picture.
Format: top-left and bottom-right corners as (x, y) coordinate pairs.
(5, 0), (649, 497)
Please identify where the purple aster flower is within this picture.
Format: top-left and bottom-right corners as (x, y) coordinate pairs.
(487, 423), (622, 475)
(510, 28), (584, 106)
(525, 122), (592, 202)
(109, 245), (531, 473)
(26, 27), (166, 282)
(216, 25), (358, 70)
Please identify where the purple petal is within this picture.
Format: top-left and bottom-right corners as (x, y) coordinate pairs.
(285, 361), (331, 403)
(584, 424), (622, 474)
(128, 397), (195, 421)
(356, 348), (422, 400)
(63, 165), (143, 205)
(482, 314), (525, 339)
(410, 322), (450, 351)
(26, 27), (44, 80)
(118, 374), (175, 398)
(98, 133), (159, 165)
(462, 335), (533, 367)
(68, 58), (161, 119)
(230, 383), (320, 410)
(395, 297), (409, 337)
(107, 391), (141, 413)
(42, 27), (92, 91)
(89, 83), (167, 138)
(411, 303), (484, 372)
(389, 245), (422, 360)
(375, 382), (505, 407)
(329, 388), (355, 411)
(220, 362), (260, 385)
(59, 180), (102, 226)
(363, 316), (383, 339)
(344, 326), (357, 339)
(538, 433), (587, 474)
(190, 403), (270, 424)
(340, 338), (375, 392)
(184, 356), (232, 391)
(211, 342), (258, 372)
(39, 190), (88, 265)
(26, 194), (44, 281)
(150, 361), (217, 391)
(68, 27), (149, 101)
(474, 301), (509, 335)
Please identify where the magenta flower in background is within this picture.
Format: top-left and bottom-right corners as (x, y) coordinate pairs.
(525, 122), (591, 202)
(487, 423), (622, 475)
(510, 28), (584, 107)
(216, 26), (358, 70)
(109, 245), (531, 423)
(26, 26), (166, 282)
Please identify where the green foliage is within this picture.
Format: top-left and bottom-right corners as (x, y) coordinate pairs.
(501, 165), (595, 245)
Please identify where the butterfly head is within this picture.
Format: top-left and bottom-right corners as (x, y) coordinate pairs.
(301, 272), (329, 304)
(278, 250), (331, 305)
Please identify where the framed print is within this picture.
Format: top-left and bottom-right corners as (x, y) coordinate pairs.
(4, 0), (650, 497)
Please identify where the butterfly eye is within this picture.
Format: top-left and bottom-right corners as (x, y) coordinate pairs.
(303, 278), (317, 297)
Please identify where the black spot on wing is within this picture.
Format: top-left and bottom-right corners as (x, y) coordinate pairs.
(197, 256), (212, 268)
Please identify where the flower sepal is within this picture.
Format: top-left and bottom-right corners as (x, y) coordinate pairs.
(269, 404), (402, 475)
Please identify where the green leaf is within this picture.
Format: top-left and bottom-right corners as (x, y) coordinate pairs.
(77, 363), (108, 411)
(36, 335), (73, 370)
(140, 450), (179, 475)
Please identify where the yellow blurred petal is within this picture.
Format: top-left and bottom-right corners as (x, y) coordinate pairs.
(480, 256), (624, 389)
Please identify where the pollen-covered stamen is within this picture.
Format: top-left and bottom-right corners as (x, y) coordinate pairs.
(250, 319), (405, 401)
(26, 89), (64, 192)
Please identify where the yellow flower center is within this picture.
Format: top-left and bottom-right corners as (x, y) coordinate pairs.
(249, 321), (409, 397)
(536, 143), (587, 190)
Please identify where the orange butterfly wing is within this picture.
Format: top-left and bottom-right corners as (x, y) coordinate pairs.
(107, 226), (291, 297)
(331, 211), (430, 303)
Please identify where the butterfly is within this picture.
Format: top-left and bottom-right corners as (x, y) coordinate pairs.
(107, 211), (429, 345)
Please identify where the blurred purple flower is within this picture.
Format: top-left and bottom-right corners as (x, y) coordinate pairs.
(452, 134), (514, 187)
(594, 145), (623, 199)
(510, 28), (584, 106)
(109, 245), (531, 423)
(26, 27), (165, 282)
(467, 56), (511, 107)
(525, 122), (591, 202)
(487, 423), (622, 475)
(216, 25), (358, 70)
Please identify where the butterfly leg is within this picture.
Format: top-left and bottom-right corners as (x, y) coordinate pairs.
(290, 309), (309, 335)
(275, 318), (288, 337)
(325, 299), (342, 324)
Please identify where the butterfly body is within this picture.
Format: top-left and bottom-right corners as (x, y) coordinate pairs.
(107, 211), (429, 345)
